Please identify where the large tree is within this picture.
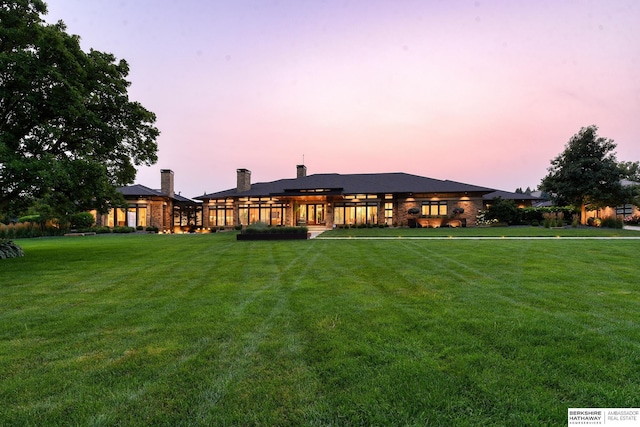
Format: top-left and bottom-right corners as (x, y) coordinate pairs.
(0, 0), (159, 217)
(619, 161), (640, 182)
(540, 125), (633, 223)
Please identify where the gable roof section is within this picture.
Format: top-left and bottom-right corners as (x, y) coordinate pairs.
(117, 184), (198, 203)
(196, 172), (495, 199)
(117, 184), (164, 197)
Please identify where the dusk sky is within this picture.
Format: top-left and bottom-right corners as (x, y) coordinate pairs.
(44, 0), (640, 198)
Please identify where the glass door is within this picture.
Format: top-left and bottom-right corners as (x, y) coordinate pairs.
(306, 204), (325, 225)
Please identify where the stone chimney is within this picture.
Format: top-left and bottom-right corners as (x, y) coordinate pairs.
(297, 164), (307, 178)
(161, 169), (174, 198)
(237, 168), (251, 192)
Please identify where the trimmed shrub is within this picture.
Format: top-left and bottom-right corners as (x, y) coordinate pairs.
(18, 214), (41, 224)
(0, 239), (24, 259)
(94, 226), (112, 234)
(70, 212), (95, 229)
(242, 223), (308, 234)
(113, 226), (136, 233)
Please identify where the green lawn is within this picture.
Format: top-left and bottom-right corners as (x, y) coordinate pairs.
(1, 230), (639, 426)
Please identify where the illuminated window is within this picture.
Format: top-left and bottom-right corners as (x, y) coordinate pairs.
(421, 201), (447, 216)
(385, 202), (393, 225)
(333, 203), (378, 225)
(116, 208), (126, 226)
(209, 206), (233, 226)
(137, 207), (147, 227)
(617, 204), (633, 216)
(238, 203), (285, 225)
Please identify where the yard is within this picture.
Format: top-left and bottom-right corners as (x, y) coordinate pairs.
(1, 229), (639, 426)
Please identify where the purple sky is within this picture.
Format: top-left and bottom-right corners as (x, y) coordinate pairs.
(44, 0), (640, 198)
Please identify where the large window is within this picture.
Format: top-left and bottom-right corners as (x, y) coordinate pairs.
(209, 206), (234, 227)
(106, 208), (127, 227)
(616, 204), (634, 216)
(107, 206), (146, 227)
(421, 201), (447, 216)
(333, 203), (378, 225)
(238, 204), (286, 226)
(174, 204), (202, 228)
(385, 202), (393, 225)
(137, 207), (147, 227)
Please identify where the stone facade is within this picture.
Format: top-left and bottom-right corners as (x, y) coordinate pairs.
(197, 166), (504, 229)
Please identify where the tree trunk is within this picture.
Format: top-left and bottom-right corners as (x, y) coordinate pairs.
(581, 203), (587, 225)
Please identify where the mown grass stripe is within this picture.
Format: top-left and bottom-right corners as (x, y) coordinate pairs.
(1, 232), (639, 425)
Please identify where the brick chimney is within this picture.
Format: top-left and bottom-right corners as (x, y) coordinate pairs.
(237, 168), (251, 192)
(297, 164), (307, 178)
(161, 169), (174, 198)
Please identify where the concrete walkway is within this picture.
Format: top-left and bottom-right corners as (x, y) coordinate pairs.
(311, 226), (640, 240)
(317, 236), (640, 240)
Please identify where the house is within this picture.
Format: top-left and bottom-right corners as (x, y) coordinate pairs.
(530, 180), (640, 222)
(194, 165), (499, 228)
(482, 190), (543, 209)
(94, 169), (202, 233)
(584, 179), (640, 222)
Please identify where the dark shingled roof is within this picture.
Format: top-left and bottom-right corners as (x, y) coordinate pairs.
(117, 184), (164, 197)
(196, 172), (496, 199)
(483, 190), (542, 201)
(117, 184), (198, 203)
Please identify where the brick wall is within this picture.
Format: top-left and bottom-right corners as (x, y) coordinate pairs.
(397, 197), (484, 227)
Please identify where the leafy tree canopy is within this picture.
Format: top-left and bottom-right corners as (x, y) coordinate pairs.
(619, 161), (640, 182)
(0, 0), (159, 217)
(540, 126), (635, 221)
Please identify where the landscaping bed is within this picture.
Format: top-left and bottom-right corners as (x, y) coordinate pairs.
(237, 223), (309, 240)
(237, 232), (310, 240)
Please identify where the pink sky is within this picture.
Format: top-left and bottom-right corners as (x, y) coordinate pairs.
(44, 0), (640, 198)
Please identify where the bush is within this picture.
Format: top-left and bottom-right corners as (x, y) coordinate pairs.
(70, 212), (95, 229)
(518, 206), (577, 226)
(600, 216), (623, 229)
(113, 226), (135, 233)
(242, 223), (308, 234)
(485, 198), (518, 225)
(94, 226), (112, 234)
(1, 219), (66, 238)
(0, 239), (24, 259)
(145, 226), (159, 233)
(543, 212), (565, 228)
(587, 217), (602, 227)
(18, 214), (41, 224)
